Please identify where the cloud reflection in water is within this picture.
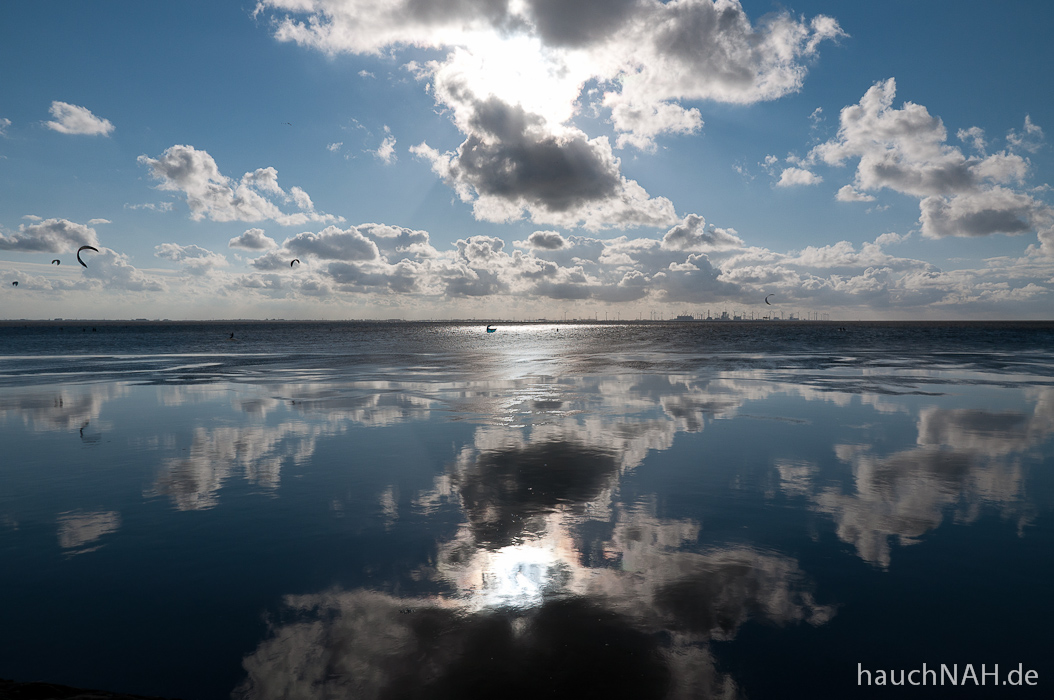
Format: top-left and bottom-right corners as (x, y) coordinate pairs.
(1, 346), (1050, 697)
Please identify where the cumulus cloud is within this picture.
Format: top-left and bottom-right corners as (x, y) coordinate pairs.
(256, 0), (841, 227)
(835, 184), (875, 202)
(222, 213), (1049, 316)
(600, 5), (844, 148)
(285, 225), (380, 262)
(44, 101), (115, 136)
(80, 248), (165, 292)
(524, 230), (566, 249)
(776, 167), (822, 188)
(919, 187), (1038, 238)
(0, 218), (99, 252)
(661, 214), (743, 251)
(246, 224), (442, 298)
(210, 233), (1037, 314)
(411, 95), (677, 229)
(0, 117), (11, 136)
(811, 79), (1052, 240)
(155, 243), (229, 275)
(229, 228), (278, 250)
(138, 144), (342, 226)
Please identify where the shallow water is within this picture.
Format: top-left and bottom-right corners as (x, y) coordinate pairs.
(1, 321), (1052, 698)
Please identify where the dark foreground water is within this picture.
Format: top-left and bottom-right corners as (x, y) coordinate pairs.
(1, 321), (1052, 699)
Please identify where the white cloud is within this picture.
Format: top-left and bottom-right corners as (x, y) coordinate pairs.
(87, 218), (111, 225)
(605, 98), (703, 151)
(125, 201), (174, 212)
(138, 144), (342, 226)
(809, 107), (824, 128)
(289, 186), (313, 211)
(835, 184), (875, 202)
(957, 126), (986, 154)
(155, 243), (229, 274)
(0, 218), (99, 252)
(327, 141), (342, 152)
(372, 126), (396, 163)
(44, 101), (114, 136)
(812, 79), (1052, 240)
(661, 214), (743, 251)
(777, 167), (822, 187)
(0, 117), (10, 136)
(229, 228), (278, 250)
(1006, 115), (1044, 153)
(144, 208), (1045, 317)
(80, 248), (165, 292)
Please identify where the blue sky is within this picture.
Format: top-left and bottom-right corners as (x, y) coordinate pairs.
(2, 0), (1052, 320)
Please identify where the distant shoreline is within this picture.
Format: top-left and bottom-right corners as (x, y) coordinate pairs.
(2, 318), (1053, 326)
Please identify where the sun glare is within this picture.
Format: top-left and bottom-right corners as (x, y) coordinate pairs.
(455, 30), (589, 132)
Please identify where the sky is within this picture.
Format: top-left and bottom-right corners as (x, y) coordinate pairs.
(1, 0), (1053, 321)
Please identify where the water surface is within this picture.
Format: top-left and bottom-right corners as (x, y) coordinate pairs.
(1, 321), (1051, 698)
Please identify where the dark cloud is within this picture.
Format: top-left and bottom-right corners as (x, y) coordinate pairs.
(403, 0), (511, 26)
(594, 270), (651, 303)
(530, 280), (593, 300)
(525, 230), (566, 249)
(655, 253), (739, 303)
(654, 0), (756, 88)
(453, 97), (622, 211)
(285, 225), (380, 261)
(920, 190), (1040, 238)
(326, 260), (424, 294)
(526, 0), (639, 47)
(444, 267), (508, 297)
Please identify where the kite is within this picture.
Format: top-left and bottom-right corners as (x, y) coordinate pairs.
(77, 245), (99, 267)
